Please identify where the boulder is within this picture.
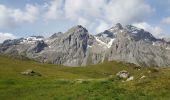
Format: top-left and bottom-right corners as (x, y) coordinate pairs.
(21, 69), (41, 76)
(116, 70), (130, 79)
(140, 75), (146, 79)
(126, 76), (134, 81)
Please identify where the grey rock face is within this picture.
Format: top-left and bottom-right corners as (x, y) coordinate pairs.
(125, 25), (157, 41)
(2, 38), (24, 46)
(35, 25), (91, 66)
(95, 24), (170, 67)
(49, 32), (63, 39)
(1, 24), (170, 67)
(29, 40), (48, 53)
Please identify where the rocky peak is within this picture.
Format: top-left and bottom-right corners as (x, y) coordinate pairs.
(63, 25), (89, 42)
(99, 23), (157, 42)
(115, 23), (123, 30)
(125, 25), (157, 41)
(50, 32), (63, 39)
(67, 25), (88, 35)
(96, 23), (124, 38)
(2, 38), (24, 46)
(125, 25), (142, 33)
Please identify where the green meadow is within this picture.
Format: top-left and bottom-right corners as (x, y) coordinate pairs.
(0, 55), (170, 100)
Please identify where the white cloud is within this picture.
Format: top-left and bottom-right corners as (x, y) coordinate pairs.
(77, 17), (90, 26)
(63, 0), (153, 23)
(0, 4), (39, 28)
(0, 0), (154, 34)
(133, 22), (167, 38)
(0, 33), (16, 43)
(96, 21), (110, 33)
(0, 5), (16, 28)
(12, 4), (39, 23)
(64, 0), (106, 20)
(104, 0), (153, 24)
(161, 17), (170, 25)
(43, 0), (154, 33)
(43, 0), (64, 20)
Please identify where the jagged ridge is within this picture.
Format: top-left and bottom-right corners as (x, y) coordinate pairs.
(0, 23), (170, 67)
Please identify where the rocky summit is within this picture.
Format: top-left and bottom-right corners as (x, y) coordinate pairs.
(1, 23), (170, 67)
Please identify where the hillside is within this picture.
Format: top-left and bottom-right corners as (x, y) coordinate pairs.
(0, 55), (170, 100)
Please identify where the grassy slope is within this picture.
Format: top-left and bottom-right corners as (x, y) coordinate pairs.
(0, 55), (170, 100)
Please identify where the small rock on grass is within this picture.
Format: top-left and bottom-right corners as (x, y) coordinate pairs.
(116, 70), (130, 79)
(21, 69), (41, 76)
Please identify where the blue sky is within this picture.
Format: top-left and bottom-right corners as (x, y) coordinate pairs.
(0, 0), (170, 42)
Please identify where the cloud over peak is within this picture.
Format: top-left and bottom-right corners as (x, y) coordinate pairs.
(133, 22), (167, 38)
(0, 0), (169, 38)
(44, 0), (154, 32)
(0, 0), (154, 30)
(0, 32), (16, 43)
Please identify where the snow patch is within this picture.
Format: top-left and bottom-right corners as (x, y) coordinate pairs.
(21, 36), (43, 44)
(102, 34), (108, 38)
(95, 37), (115, 48)
(166, 47), (170, 50)
(109, 27), (115, 32)
(88, 45), (92, 48)
(126, 25), (141, 34)
(95, 37), (107, 46)
(108, 39), (115, 48)
(48, 46), (52, 48)
(132, 31), (138, 34)
(120, 30), (124, 33)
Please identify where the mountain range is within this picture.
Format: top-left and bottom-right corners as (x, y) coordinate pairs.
(0, 23), (170, 67)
